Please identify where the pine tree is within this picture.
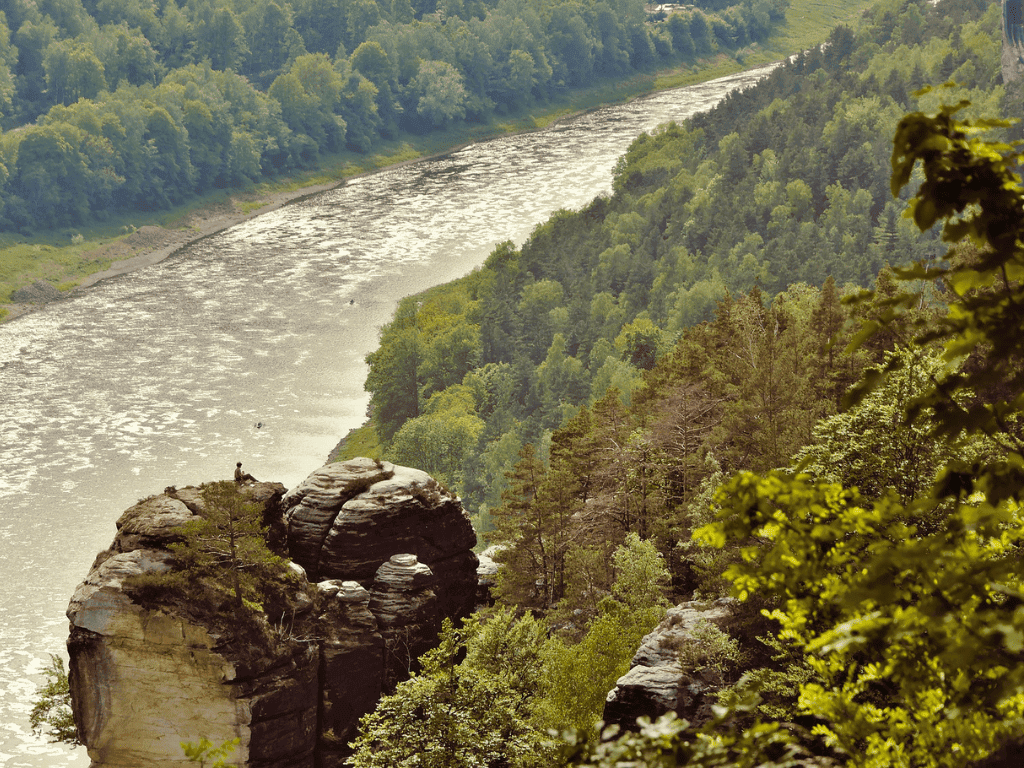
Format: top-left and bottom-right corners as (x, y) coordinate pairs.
(170, 481), (288, 615)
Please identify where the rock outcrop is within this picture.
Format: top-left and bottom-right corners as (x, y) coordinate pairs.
(370, 554), (440, 691)
(67, 462), (478, 768)
(283, 458), (478, 620)
(603, 598), (739, 731)
(316, 580), (383, 768)
(475, 544), (502, 606)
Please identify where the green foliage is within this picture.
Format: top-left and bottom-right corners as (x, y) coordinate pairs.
(697, 470), (1024, 766)
(538, 535), (671, 735)
(669, 100), (1024, 766)
(540, 597), (667, 736)
(792, 345), (993, 505)
(125, 482), (299, 647)
(0, 0), (795, 235)
(29, 655), (79, 746)
(348, 611), (557, 768)
(676, 619), (744, 676)
(883, 94), (1024, 465)
(181, 737), (239, 768)
(561, 705), (815, 768)
(364, 0), (1003, 525)
(610, 532), (671, 611)
(168, 481), (290, 614)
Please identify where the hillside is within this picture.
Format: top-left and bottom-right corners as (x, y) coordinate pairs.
(333, 0), (1024, 763)
(351, 0), (1003, 521)
(0, 0), (877, 321)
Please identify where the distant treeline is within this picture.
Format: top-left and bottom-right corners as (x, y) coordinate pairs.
(360, 0), (1007, 527)
(0, 0), (788, 232)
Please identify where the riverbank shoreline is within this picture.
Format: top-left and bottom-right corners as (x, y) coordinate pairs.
(0, 57), (772, 326)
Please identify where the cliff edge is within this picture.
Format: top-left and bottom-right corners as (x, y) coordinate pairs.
(66, 459), (477, 768)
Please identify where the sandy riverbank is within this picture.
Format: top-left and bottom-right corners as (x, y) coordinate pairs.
(2, 177), (343, 323)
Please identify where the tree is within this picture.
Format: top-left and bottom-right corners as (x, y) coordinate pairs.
(169, 481), (289, 614)
(665, 99), (1024, 766)
(410, 59), (467, 128)
(568, 92), (1024, 766)
(43, 37), (106, 105)
(349, 613), (556, 768)
(30, 655), (78, 746)
(793, 346), (997, 507)
(100, 23), (163, 88)
(11, 123), (94, 226)
(613, 316), (666, 370)
(539, 535), (670, 735)
(609, 532), (671, 611)
(366, 298), (423, 444)
(487, 443), (561, 607)
(194, 8), (249, 72)
(389, 411), (485, 493)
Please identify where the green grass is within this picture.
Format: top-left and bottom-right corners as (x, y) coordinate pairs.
(327, 423), (382, 463)
(0, 0), (877, 322)
(770, 0), (881, 55)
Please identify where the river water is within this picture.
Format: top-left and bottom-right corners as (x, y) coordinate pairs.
(0, 64), (773, 766)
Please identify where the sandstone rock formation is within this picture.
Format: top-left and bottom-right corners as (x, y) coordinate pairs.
(369, 554), (439, 691)
(67, 463), (478, 768)
(316, 580), (383, 768)
(282, 458), (478, 620)
(475, 544), (502, 606)
(603, 598), (739, 731)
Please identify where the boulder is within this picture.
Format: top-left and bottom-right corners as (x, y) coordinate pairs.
(283, 460), (478, 621)
(603, 598), (739, 731)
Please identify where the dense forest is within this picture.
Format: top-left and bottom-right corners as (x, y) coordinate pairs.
(336, 0), (1024, 763)
(359, 0), (1005, 523)
(0, 0), (788, 232)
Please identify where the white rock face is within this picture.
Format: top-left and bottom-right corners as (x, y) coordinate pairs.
(67, 550), (248, 768)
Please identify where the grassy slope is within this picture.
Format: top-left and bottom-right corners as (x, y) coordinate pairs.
(0, 0), (879, 323)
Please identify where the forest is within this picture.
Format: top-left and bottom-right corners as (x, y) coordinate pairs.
(333, 0), (1024, 763)
(0, 0), (788, 232)
(356, 0), (1006, 522)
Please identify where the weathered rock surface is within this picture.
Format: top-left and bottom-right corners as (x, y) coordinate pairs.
(68, 485), (319, 768)
(476, 544), (502, 606)
(68, 464), (477, 768)
(316, 580), (383, 768)
(370, 554), (439, 691)
(283, 459), (478, 621)
(603, 598), (739, 731)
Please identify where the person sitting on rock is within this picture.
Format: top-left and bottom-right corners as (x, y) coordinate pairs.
(234, 462), (256, 483)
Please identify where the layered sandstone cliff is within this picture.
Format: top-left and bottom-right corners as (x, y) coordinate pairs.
(67, 460), (477, 768)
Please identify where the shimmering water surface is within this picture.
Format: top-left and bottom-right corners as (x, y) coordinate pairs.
(0, 65), (772, 766)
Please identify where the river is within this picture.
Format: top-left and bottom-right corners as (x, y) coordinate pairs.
(0, 64), (774, 767)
